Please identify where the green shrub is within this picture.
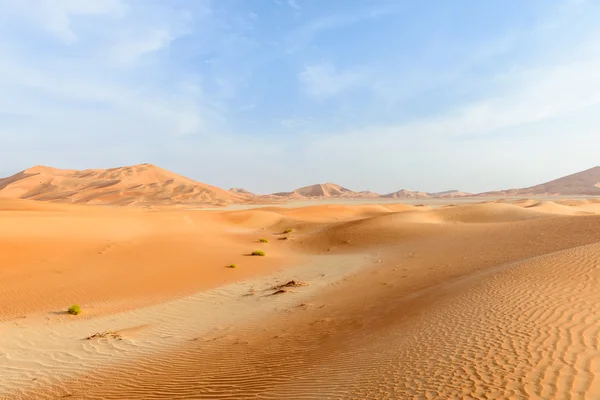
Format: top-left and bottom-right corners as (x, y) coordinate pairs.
(259, 238), (269, 243)
(283, 228), (293, 234)
(68, 304), (82, 315)
(251, 250), (266, 256)
(228, 264), (237, 268)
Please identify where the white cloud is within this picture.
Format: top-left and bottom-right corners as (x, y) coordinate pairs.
(2, 0), (126, 43)
(110, 29), (174, 64)
(310, 49), (600, 149)
(287, 0), (301, 11)
(286, 6), (401, 53)
(0, 57), (208, 136)
(0, 1), (218, 138)
(299, 63), (363, 99)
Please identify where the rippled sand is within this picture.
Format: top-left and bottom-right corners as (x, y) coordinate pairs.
(3, 199), (600, 399)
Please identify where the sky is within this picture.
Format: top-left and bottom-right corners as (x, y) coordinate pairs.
(1, 0), (599, 194)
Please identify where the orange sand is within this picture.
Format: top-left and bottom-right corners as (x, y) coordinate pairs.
(3, 199), (600, 399)
(0, 198), (297, 320)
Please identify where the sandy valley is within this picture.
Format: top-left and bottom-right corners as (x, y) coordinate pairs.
(3, 192), (600, 399)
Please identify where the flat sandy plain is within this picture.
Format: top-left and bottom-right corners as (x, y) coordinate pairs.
(2, 197), (600, 399)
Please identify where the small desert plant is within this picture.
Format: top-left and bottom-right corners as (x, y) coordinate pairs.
(251, 250), (266, 256)
(68, 304), (82, 315)
(283, 228), (293, 234)
(86, 330), (122, 340)
(259, 238), (269, 243)
(228, 264), (237, 268)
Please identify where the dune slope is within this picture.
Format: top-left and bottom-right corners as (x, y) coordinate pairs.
(479, 166), (600, 196)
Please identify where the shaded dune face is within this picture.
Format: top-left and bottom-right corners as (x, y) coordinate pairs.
(4, 199), (600, 399)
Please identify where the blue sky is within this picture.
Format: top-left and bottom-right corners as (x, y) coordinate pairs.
(1, 0), (599, 194)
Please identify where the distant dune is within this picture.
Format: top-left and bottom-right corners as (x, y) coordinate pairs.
(2, 164), (600, 208)
(429, 189), (473, 198)
(0, 164), (246, 206)
(478, 166), (600, 197)
(268, 184), (466, 200)
(270, 183), (374, 199)
(294, 183), (355, 197)
(228, 188), (256, 198)
(379, 189), (473, 199)
(381, 189), (431, 199)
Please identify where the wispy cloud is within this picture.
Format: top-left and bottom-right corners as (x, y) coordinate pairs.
(289, 0), (600, 192)
(312, 40), (600, 147)
(0, 0), (279, 184)
(287, 0), (301, 11)
(0, 1), (222, 139)
(280, 117), (317, 130)
(286, 5), (401, 53)
(1, 0), (126, 43)
(299, 63), (363, 99)
(110, 29), (174, 64)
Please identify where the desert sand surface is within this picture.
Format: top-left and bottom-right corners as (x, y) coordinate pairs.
(3, 199), (600, 399)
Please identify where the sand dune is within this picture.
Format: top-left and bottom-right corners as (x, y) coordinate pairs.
(0, 203), (298, 321)
(277, 203), (415, 221)
(228, 187), (256, 198)
(3, 199), (600, 399)
(269, 182), (381, 200)
(293, 182), (358, 198)
(0, 164), (245, 206)
(381, 188), (432, 198)
(480, 166), (600, 197)
(4, 164), (600, 210)
(524, 200), (593, 215)
(433, 201), (554, 222)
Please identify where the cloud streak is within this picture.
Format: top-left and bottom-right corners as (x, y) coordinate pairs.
(2, 0), (126, 43)
(299, 63), (364, 99)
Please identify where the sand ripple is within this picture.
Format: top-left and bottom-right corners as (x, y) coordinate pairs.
(15, 243), (600, 400)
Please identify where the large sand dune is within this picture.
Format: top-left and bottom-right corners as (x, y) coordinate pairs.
(0, 164), (245, 206)
(2, 199), (600, 398)
(480, 166), (600, 197)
